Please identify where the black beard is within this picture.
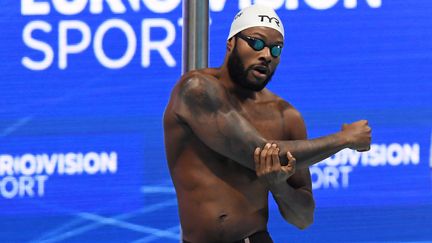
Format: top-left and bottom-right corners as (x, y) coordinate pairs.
(227, 42), (275, 92)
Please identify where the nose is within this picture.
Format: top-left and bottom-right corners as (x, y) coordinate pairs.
(259, 47), (272, 63)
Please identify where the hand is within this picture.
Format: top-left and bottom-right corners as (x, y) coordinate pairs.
(254, 143), (296, 186)
(341, 120), (372, 152)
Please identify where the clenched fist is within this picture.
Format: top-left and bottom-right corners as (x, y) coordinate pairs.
(341, 120), (372, 152)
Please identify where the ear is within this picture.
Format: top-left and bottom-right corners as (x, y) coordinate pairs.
(227, 38), (235, 52)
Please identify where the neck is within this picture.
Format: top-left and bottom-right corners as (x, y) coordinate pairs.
(220, 61), (258, 100)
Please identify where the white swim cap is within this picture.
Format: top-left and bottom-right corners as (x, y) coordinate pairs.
(227, 4), (284, 40)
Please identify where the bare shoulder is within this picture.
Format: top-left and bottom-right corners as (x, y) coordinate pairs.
(261, 89), (302, 120)
(168, 68), (230, 118)
(164, 68), (225, 134)
(177, 68), (221, 85)
(175, 68), (224, 96)
(262, 89), (306, 139)
(280, 100), (303, 124)
(183, 68), (225, 97)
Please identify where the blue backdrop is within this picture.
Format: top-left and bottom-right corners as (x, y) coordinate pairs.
(0, 0), (431, 242)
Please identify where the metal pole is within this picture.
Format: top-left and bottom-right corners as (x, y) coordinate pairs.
(182, 0), (209, 74)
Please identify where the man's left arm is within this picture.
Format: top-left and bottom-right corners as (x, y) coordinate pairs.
(255, 108), (315, 229)
(269, 166), (315, 229)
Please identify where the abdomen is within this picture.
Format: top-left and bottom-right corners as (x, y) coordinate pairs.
(170, 141), (269, 242)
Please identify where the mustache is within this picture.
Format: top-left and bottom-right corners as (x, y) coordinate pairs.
(248, 64), (271, 75)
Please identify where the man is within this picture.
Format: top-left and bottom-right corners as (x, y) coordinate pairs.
(163, 4), (371, 243)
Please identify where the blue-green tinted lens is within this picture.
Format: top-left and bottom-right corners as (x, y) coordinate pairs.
(271, 46), (282, 57)
(252, 39), (265, 51)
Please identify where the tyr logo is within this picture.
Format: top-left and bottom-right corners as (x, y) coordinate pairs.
(258, 15), (280, 27)
(234, 12), (243, 20)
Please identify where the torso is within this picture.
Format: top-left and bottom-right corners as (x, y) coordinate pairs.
(164, 68), (289, 243)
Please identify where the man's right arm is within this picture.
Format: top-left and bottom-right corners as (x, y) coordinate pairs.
(172, 73), (371, 170)
(173, 73), (265, 170)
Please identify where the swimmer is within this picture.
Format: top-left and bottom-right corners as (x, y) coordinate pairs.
(163, 4), (371, 242)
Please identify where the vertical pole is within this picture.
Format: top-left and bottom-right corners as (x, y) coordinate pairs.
(182, 0), (209, 74)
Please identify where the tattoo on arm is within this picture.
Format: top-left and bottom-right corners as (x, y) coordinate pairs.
(176, 75), (348, 170)
(177, 76), (265, 170)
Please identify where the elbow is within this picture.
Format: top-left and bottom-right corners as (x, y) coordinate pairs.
(287, 210), (314, 230)
(299, 199), (316, 229)
(294, 212), (314, 230)
(282, 200), (315, 230)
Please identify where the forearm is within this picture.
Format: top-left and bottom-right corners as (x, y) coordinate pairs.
(177, 75), (356, 171)
(193, 128), (347, 171)
(269, 182), (315, 229)
(274, 131), (349, 169)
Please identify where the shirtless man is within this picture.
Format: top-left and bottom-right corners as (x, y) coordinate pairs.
(163, 4), (371, 243)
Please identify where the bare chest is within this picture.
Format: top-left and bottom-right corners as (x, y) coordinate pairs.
(236, 101), (285, 140)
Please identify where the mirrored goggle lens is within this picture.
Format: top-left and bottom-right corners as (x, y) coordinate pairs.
(270, 46), (282, 57)
(251, 39), (265, 51)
